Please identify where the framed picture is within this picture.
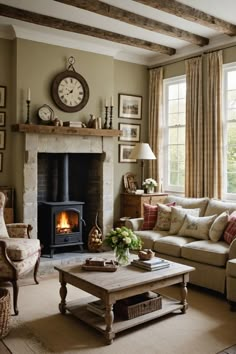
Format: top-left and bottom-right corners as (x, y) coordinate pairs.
(0, 130), (6, 150)
(0, 112), (6, 127)
(119, 123), (141, 142)
(119, 144), (136, 163)
(0, 86), (6, 108)
(118, 94), (142, 119)
(0, 153), (2, 172)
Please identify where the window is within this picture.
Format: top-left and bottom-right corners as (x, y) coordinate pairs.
(223, 63), (236, 200)
(163, 76), (186, 193)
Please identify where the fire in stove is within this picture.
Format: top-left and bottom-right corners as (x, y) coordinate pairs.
(56, 211), (79, 234)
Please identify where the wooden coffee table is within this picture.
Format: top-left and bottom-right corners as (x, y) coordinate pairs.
(55, 259), (195, 344)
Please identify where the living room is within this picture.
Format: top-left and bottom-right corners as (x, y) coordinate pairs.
(0, 1), (236, 353)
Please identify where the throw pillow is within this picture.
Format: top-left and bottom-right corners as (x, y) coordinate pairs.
(223, 211), (236, 245)
(169, 206), (200, 235)
(153, 203), (175, 231)
(178, 214), (217, 240)
(209, 211), (229, 242)
(141, 203), (158, 230)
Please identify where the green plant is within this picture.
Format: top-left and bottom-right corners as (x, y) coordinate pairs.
(103, 226), (142, 251)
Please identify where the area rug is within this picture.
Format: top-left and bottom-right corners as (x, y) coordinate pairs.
(2, 275), (236, 354)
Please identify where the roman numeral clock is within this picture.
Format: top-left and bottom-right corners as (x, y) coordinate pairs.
(51, 56), (89, 112)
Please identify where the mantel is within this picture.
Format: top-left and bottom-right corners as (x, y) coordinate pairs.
(11, 124), (122, 137)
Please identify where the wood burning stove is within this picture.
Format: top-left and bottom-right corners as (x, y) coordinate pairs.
(38, 153), (85, 257)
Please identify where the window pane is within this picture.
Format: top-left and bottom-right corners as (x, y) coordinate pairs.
(170, 172), (178, 186)
(178, 127), (185, 144)
(168, 100), (179, 113)
(228, 71), (236, 90)
(227, 109), (236, 120)
(168, 85), (178, 99)
(169, 128), (178, 144)
(169, 113), (179, 126)
(227, 90), (236, 109)
(179, 99), (186, 113)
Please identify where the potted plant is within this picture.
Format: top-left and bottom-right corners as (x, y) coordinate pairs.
(142, 178), (158, 194)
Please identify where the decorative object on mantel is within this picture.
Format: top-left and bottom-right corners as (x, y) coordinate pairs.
(129, 143), (156, 187)
(103, 96), (114, 129)
(142, 178), (158, 194)
(51, 56), (89, 112)
(25, 88), (31, 124)
(103, 226), (142, 266)
(37, 104), (54, 125)
(88, 212), (103, 252)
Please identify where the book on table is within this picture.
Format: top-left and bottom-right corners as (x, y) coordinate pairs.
(87, 299), (106, 317)
(131, 257), (170, 271)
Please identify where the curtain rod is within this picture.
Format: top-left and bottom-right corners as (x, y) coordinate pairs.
(148, 41), (236, 70)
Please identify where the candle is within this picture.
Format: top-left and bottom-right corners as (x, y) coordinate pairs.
(110, 96), (114, 107)
(27, 88), (31, 101)
(105, 98), (109, 107)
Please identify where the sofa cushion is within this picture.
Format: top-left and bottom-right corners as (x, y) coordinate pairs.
(178, 214), (217, 240)
(223, 211), (236, 245)
(141, 204), (158, 230)
(182, 240), (229, 267)
(164, 196), (209, 216)
(2, 238), (40, 261)
(135, 230), (168, 249)
(227, 259), (236, 277)
(209, 211), (229, 242)
(153, 235), (196, 257)
(169, 206), (200, 234)
(153, 203), (172, 231)
(204, 199), (236, 216)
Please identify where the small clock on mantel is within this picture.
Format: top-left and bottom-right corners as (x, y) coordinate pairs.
(51, 56), (89, 113)
(37, 104), (54, 124)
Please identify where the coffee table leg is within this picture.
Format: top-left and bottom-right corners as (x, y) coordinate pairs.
(59, 278), (67, 315)
(180, 281), (188, 314)
(104, 304), (115, 345)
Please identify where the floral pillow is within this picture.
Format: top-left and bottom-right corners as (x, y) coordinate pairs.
(169, 206), (200, 235)
(223, 211), (236, 245)
(209, 211), (229, 242)
(178, 214), (217, 240)
(153, 202), (176, 231)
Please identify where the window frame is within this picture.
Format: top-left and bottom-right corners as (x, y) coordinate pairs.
(163, 75), (186, 194)
(223, 62), (236, 201)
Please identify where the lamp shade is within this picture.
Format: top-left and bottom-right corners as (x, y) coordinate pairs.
(129, 143), (156, 160)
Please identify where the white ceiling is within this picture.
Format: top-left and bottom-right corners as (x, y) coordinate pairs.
(0, 0), (236, 65)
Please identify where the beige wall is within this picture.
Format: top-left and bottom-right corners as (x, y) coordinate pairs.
(1, 38), (148, 223)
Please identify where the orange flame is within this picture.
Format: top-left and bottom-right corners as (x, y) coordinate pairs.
(57, 212), (70, 229)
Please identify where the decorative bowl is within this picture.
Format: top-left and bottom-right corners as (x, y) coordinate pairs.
(138, 249), (155, 260)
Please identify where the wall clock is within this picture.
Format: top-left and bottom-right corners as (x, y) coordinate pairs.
(51, 56), (89, 113)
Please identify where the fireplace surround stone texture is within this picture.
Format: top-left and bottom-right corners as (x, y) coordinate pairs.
(23, 133), (114, 239)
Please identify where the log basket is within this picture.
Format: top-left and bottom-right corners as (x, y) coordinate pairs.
(0, 288), (11, 339)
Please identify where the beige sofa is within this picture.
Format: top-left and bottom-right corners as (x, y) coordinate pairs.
(125, 195), (236, 309)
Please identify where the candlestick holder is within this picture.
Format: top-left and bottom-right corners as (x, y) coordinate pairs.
(25, 100), (31, 124)
(104, 106), (108, 129)
(109, 106), (113, 129)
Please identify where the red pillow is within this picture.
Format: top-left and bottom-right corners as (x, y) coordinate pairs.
(141, 202), (176, 231)
(223, 211), (236, 244)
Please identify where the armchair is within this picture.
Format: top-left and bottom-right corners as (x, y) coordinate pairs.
(0, 192), (41, 315)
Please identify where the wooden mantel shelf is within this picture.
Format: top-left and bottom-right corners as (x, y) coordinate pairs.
(11, 124), (122, 137)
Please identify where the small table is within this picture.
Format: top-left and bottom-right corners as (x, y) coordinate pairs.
(55, 259), (195, 344)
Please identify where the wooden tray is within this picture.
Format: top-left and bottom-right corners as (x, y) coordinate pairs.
(82, 264), (118, 272)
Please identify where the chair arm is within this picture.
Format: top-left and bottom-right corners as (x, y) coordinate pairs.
(125, 218), (144, 231)
(6, 223), (33, 239)
(0, 240), (17, 278)
(229, 238), (236, 260)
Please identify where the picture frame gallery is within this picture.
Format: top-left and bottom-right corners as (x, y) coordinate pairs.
(118, 94), (142, 119)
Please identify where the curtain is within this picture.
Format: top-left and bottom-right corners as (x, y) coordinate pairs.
(204, 50), (223, 199)
(185, 56), (204, 197)
(148, 67), (163, 188)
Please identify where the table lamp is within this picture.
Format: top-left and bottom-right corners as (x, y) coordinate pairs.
(129, 143), (156, 187)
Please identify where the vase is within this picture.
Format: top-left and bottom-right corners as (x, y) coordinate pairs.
(147, 186), (155, 194)
(114, 247), (130, 266)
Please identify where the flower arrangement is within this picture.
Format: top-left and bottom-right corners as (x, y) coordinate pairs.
(142, 178), (158, 189)
(103, 226), (142, 265)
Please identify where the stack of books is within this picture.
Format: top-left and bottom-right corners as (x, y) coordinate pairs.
(63, 121), (83, 128)
(87, 299), (106, 317)
(131, 257), (170, 271)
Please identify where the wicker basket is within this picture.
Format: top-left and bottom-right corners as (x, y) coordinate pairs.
(115, 292), (162, 320)
(0, 288), (11, 339)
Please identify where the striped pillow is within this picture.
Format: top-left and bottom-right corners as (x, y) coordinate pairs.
(223, 211), (236, 245)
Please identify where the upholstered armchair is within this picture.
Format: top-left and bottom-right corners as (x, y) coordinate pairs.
(0, 192), (41, 315)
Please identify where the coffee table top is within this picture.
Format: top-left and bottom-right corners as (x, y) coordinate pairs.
(55, 258), (195, 294)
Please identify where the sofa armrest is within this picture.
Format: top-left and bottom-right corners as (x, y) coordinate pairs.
(0, 240), (17, 277)
(125, 218), (144, 231)
(6, 223), (33, 239)
(229, 238), (236, 260)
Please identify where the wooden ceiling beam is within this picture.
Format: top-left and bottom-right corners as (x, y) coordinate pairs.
(54, 0), (209, 47)
(133, 0), (236, 36)
(0, 4), (175, 55)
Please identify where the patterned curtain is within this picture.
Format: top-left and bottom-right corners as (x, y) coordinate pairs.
(185, 56), (204, 197)
(204, 50), (223, 198)
(148, 67), (163, 188)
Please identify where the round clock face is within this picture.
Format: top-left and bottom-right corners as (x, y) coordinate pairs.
(37, 104), (54, 122)
(51, 70), (89, 112)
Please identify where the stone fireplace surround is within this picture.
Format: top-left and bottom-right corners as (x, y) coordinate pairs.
(21, 127), (117, 240)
